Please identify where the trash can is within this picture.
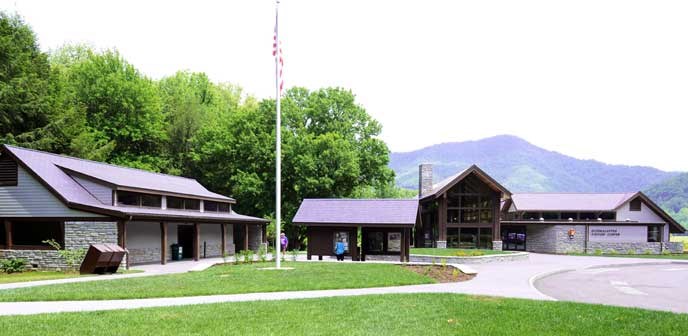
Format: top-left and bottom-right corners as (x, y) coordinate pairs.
(171, 244), (183, 261)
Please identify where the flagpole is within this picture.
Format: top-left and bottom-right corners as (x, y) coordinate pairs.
(274, 0), (282, 269)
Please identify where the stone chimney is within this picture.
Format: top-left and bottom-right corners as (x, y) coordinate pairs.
(418, 164), (433, 197)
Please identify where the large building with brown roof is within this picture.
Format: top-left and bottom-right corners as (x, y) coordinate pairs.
(295, 163), (685, 260)
(0, 144), (268, 269)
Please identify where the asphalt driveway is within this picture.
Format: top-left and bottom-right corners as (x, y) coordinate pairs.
(534, 263), (688, 314)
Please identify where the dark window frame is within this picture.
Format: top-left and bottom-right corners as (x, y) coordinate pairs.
(647, 225), (661, 243)
(116, 191), (162, 209)
(630, 198), (642, 211)
(167, 196), (201, 211)
(10, 221), (64, 250)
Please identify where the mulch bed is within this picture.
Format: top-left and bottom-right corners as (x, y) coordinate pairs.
(402, 265), (475, 283)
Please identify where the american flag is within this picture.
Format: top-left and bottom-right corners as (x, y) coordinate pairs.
(273, 17), (284, 95)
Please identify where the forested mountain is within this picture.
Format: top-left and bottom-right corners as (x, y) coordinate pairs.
(390, 135), (677, 193)
(645, 173), (688, 227)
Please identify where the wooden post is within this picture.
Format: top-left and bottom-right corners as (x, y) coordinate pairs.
(160, 222), (168, 265)
(4, 220), (12, 249)
(243, 224), (249, 252)
(117, 220), (128, 269)
(438, 195), (447, 242)
(221, 223), (227, 256)
(400, 229), (406, 262)
(193, 223), (200, 261)
(492, 194), (501, 241)
(406, 228), (411, 262)
(262, 224), (267, 244)
(306, 226), (312, 260)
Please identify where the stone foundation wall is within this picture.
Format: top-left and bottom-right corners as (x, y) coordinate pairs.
(127, 247), (161, 265)
(364, 255), (402, 262)
(586, 242), (683, 254)
(0, 221), (119, 270)
(525, 224), (586, 254)
(410, 252), (529, 264)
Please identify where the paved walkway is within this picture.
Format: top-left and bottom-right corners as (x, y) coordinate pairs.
(0, 254), (684, 316)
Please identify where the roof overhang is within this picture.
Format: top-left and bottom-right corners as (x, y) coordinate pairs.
(420, 165), (512, 201)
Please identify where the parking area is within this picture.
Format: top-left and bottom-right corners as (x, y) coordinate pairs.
(534, 263), (688, 314)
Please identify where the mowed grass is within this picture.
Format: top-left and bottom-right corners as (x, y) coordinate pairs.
(0, 272), (87, 284)
(410, 248), (510, 256)
(0, 262), (434, 301)
(0, 294), (686, 336)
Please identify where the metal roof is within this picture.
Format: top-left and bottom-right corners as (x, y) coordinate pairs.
(293, 199), (418, 225)
(510, 192), (637, 211)
(2, 144), (266, 223)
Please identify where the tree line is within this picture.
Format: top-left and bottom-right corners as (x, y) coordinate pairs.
(0, 12), (415, 247)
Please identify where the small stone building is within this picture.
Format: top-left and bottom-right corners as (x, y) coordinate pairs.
(0, 144), (267, 270)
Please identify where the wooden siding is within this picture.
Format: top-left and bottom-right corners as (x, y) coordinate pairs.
(0, 166), (104, 218)
(71, 175), (112, 205)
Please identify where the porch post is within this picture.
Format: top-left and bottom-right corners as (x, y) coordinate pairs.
(193, 223), (200, 261)
(221, 223), (227, 256)
(4, 220), (12, 249)
(400, 228), (406, 262)
(117, 220), (128, 269)
(262, 224), (267, 244)
(437, 194), (447, 248)
(244, 224), (249, 251)
(160, 222), (168, 265)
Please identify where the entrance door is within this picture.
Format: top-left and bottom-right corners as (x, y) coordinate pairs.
(177, 225), (194, 259)
(501, 226), (526, 251)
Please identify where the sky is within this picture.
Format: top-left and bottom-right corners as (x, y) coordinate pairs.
(2, 0), (687, 171)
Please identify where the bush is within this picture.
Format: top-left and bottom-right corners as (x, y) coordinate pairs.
(0, 258), (26, 273)
(662, 250), (672, 255)
(644, 249), (653, 255)
(626, 249), (635, 255)
(594, 249), (603, 256)
(42, 239), (86, 272)
(258, 245), (268, 263)
(234, 252), (242, 265)
(242, 249), (254, 264)
(609, 250), (619, 255)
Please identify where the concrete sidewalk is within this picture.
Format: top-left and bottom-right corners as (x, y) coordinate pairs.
(0, 254), (683, 316)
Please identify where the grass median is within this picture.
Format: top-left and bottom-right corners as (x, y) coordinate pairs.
(410, 248), (511, 256)
(0, 262), (435, 301)
(0, 293), (685, 335)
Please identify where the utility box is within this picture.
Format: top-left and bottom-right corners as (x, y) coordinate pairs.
(79, 243), (126, 275)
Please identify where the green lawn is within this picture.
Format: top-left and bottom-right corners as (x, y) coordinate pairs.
(0, 271), (88, 284)
(410, 248), (511, 256)
(0, 294), (685, 335)
(0, 262), (434, 301)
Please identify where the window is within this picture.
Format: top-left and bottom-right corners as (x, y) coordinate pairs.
(460, 209), (479, 223)
(579, 212), (596, 220)
(447, 210), (459, 223)
(141, 194), (162, 207)
(599, 212), (616, 220)
(523, 212), (540, 220)
(116, 191), (139, 206)
(630, 198), (642, 211)
(479, 209), (493, 223)
(167, 196), (200, 211)
(204, 201), (231, 213)
(459, 227), (478, 249)
(167, 196), (184, 209)
(0, 155), (18, 186)
(12, 221), (62, 248)
(647, 225), (661, 242)
(117, 191), (161, 208)
(365, 232), (384, 252)
(542, 212), (559, 220)
(561, 212), (578, 220)
(461, 196), (480, 208)
(479, 228), (493, 249)
(446, 228), (459, 248)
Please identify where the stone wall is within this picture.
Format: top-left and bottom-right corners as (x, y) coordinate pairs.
(0, 221), (119, 270)
(525, 224), (586, 254)
(409, 252), (529, 264)
(586, 241), (683, 254)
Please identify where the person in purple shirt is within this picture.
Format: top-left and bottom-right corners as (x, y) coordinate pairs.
(280, 232), (288, 254)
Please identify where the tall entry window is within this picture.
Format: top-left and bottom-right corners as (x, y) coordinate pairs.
(446, 227), (492, 249)
(446, 174), (496, 225)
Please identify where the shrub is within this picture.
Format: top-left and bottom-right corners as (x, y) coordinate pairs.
(440, 258), (447, 269)
(454, 250), (467, 257)
(609, 250), (619, 255)
(242, 249), (254, 264)
(42, 239), (86, 272)
(423, 265), (432, 276)
(626, 249), (635, 255)
(644, 249), (653, 255)
(0, 258), (26, 274)
(234, 252), (242, 265)
(258, 245), (268, 263)
(662, 250), (672, 255)
(594, 249), (603, 256)
(452, 268), (460, 279)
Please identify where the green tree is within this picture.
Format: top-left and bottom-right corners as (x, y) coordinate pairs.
(0, 12), (52, 139)
(63, 48), (167, 171)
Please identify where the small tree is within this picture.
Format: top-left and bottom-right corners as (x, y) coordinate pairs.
(42, 239), (86, 272)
